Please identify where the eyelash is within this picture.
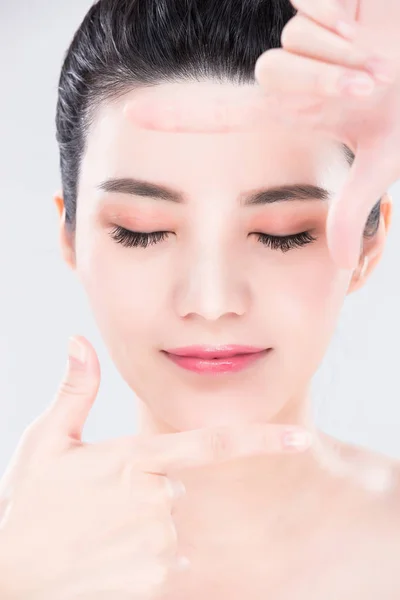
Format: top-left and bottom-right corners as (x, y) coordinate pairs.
(109, 226), (317, 253)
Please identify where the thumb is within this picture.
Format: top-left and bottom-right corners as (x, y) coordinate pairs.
(45, 336), (101, 442)
(326, 140), (394, 270)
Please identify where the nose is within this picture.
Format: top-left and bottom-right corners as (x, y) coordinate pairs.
(174, 247), (250, 321)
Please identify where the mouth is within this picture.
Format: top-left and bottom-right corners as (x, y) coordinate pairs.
(162, 346), (271, 375)
(164, 345), (267, 359)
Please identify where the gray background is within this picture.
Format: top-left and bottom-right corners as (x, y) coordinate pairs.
(0, 0), (399, 477)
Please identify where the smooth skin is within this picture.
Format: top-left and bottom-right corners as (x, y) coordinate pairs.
(127, 0), (400, 271)
(0, 337), (312, 599)
(257, 0), (400, 270)
(1, 1), (400, 599)
(60, 82), (396, 599)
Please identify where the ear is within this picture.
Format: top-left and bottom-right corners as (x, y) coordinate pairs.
(347, 193), (393, 295)
(53, 191), (77, 271)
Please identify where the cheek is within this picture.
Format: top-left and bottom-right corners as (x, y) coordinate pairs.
(270, 255), (351, 349)
(76, 238), (163, 345)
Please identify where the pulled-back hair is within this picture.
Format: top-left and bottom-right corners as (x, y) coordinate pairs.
(55, 0), (381, 237)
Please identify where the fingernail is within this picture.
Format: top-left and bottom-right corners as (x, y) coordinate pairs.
(68, 337), (87, 366)
(339, 72), (376, 96)
(365, 57), (396, 84)
(282, 429), (313, 450)
(336, 19), (357, 40)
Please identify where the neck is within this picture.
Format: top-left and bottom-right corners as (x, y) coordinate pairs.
(137, 385), (316, 436)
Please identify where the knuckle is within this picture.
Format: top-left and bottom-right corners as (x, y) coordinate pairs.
(57, 377), (86, 398)
(281, 17), (300, 48)
(282, 14), (310, 49)
(206, 428), (234, 462)
(263, 47), (281, 67)
(259, 427), (275, 452)
(255, 48), (279, 78)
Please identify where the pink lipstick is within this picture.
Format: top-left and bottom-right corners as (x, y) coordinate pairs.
(163, 345), (270, 374)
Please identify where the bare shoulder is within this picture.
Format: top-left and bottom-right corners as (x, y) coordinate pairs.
(319, 432), (400, 530)
(333, 437), (400, 553)
(325, 437), (400, 593)
(356, 450), (400, 593)
(319, 432), (400, 490)
(342, 439), (400, 499)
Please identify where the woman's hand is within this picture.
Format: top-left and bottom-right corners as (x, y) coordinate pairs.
(124, 0), (400, 270)
(255, 0), (400, 270)
(0, 336), (312, 599)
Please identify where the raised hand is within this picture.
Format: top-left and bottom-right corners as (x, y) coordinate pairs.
(0, 336), (312, 599)
(255, 0), (400, 269)
(124, 0), (400, 271)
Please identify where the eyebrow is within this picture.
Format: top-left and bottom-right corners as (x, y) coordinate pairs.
(97, 177), (330, 205)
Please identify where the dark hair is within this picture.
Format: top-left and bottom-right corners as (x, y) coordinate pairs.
(56, 0), (381, 239)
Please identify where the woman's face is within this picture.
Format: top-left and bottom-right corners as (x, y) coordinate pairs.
(57, 81), (381, 433)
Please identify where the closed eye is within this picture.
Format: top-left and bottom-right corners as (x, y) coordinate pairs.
(109, 227), (170, 248)
(255, 231), (317, 252)
(109, 226), (317, 252)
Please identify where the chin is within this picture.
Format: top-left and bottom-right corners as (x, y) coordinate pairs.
(159, 403), (279, 432)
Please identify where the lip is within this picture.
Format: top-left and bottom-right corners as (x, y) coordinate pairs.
(162, 346), (270, 375)
(164, 345), (267, 358)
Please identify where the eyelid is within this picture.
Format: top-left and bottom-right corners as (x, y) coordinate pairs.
(255, 226), (318, 237)
(109, 224), (318, 239)
(108, 225), (318, 252)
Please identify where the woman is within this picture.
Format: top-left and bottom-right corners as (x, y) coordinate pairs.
(0, 0), (399, 598)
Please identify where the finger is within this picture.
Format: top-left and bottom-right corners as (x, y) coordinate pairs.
(0, 483), (12, 528)
(124, 49), (376, 136)
(118, 469), (185, 504)
(255, 48), (377, 99)
(127, 425), (314, 474)
(123, 90), (276, 134)
(289, 0), (358, 39)
(282, 14), (374, 72)
(39, 336), (101, 443)
(326, 139), (396, 269)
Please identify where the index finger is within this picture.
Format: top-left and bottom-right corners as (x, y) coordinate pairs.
(123, 90), (291, 135)
(289, 0), (359, 40)
(129, 425), (314, 474)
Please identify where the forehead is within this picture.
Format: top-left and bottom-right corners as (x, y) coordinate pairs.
(80, 81), (348, 194)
